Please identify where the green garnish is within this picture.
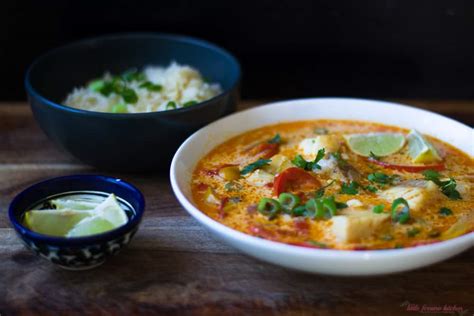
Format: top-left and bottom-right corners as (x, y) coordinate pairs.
(121, 69), (146, 82)
(330, 152), (348, 168)
(278, 193), (300, 213)
(407, 227), (421, 237)
(364, 185), (378, 193)
(292, 149), (325, 171)
(340, 181), (360, 195)
(267, 133), (281, 144)
(308, 240), (328, 248)
(368, 172), (393, 184)
(139, 81), (163, 92)
(121, 87), (138, 104)
(257, 198), (281, 219)
(372, 204), (385, 214)
(439, 207), (453, 216)
(292, 205), (307, 216)
(183, 100), (199, 107)
(166, 101), (177, 110)
(369, 151), (381, 160)
(305, 196), (338, 219)
(315, 180), (335, 198)
(422, 170), (461, 200)
(111, 103), (127, 114)
(391, 197), (410, 224)
(88, 79), (105, 92)
(240, 159), (271, 175)
(314, 127), (329, 135)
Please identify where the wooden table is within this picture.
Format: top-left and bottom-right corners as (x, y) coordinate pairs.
(1, 100), (473, 316)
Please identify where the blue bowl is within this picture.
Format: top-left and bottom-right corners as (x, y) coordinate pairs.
(8, 175), (145, 270)
(25, 33), (241, 171)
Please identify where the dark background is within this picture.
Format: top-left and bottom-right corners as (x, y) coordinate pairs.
(1, 0), (474, 101)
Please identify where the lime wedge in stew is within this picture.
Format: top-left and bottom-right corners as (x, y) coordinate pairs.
(24, 209), (94, 237)
(407, 129), (442, 163)
(344, 133), (405, 157)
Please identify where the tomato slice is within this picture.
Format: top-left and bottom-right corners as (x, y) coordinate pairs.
(368, 158), (445, 172)
(273, 167), (321, 196)
(246, 142), (279, 159)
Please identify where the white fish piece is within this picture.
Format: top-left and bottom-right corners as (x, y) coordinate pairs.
(330, 210), (390, 243)
(298, 135), (341, 160)
(378, 180), (442, 212)
(246, 169), (275, 187)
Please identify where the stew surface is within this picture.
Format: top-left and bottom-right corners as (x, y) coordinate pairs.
(192, 120), (473, 250)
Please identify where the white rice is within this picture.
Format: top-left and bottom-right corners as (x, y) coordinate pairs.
(63, 62), (222, 113)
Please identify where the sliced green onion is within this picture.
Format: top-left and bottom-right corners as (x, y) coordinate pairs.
(122, 69), (146, 82)
(322, 196), (337, 217)
(183, 100), (198, 107)
(257, 198), (281, 219)
(139, 81), (163, 92)
(111, 103), (127, 113)
(166, 101), (177, 110)
(88, 79), (105, 92)
(305, 198), (321, 219)
(278, 193), (300, 213)
(292, 205), (307, 216)
(391, 197), (410, 224)
(121, 87), (138, 104)
(372, 204), (385, 214)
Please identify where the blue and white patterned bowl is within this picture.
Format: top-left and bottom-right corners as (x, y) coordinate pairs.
(8, 175), (145, 270)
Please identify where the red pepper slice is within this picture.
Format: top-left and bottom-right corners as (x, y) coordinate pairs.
(273, 167), (321, 196)
(246, 142), (279, 159)
(368, 158), (445, 172)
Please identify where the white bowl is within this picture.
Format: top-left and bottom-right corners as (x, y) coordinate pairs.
(170, 98), (474, 276)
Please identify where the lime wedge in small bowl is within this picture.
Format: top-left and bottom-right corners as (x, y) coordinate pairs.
(407, 129), (442, 163)
(344, 133), (406, 157)
(24, 209), (94, 237)
(67, 216), (116, 237)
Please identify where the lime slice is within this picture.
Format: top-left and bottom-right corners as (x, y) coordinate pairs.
(23, 209), (93, 237)
(95, 194), (128, 227)
(52, 199), (100, 210)
(66, 216), (115, 237)
(407, 130), (441, 163)
(344, 133), (406, 157)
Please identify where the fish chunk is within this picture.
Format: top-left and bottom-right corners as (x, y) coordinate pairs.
(263, 154), (294, 175)
(246, 169), (274, 187)
(378, 180), (442, 212)
(298, 135), (341, 160)
(330, 210), (390, 243)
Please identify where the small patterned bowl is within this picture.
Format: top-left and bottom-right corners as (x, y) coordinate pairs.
(8, 175), (145, 270)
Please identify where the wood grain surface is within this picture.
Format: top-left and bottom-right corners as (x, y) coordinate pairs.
(0, 101), (473, 316)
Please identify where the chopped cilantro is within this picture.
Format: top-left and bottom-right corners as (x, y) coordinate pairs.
(292, 149), (325, 171)
(267, 133), (281, 144)
(240, 158), (271, 175)
(340, 181), (360, 195)
(422, 170), (462, 200)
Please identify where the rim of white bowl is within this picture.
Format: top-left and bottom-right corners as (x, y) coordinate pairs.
(170, 98), (474, 263)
